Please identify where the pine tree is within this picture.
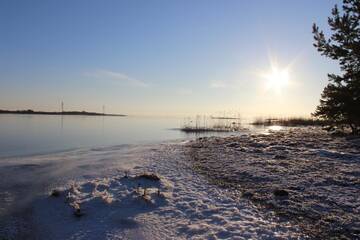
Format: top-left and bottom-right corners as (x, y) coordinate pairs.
(313, 0), (360, 134)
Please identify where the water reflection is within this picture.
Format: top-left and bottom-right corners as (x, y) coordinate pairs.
(0, 115), (188, 158)
(268, 125), (283, 131)
(0, 114), (285, 158)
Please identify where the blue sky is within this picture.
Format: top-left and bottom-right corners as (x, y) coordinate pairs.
(0, 0), (341, 116)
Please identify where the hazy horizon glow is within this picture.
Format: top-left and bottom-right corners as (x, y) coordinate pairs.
(0, 0), (342, 117)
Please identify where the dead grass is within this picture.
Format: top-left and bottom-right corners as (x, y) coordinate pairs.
(251, 117), (328, 126)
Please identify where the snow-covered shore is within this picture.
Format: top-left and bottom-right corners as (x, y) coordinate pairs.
(1, 127), (359, 239)
(185, 127), (360, 239)
(27, 141), (305, 240)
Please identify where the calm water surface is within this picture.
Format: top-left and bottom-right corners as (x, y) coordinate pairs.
(0, 115), (193, 158)
(0, 114), (263, 158)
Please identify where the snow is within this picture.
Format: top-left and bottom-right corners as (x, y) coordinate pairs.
(28, 142), (304, 239)
(185, 127), (360, 239)
(1, 127), (359, 239)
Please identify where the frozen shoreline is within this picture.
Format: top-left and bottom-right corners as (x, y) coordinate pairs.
(1, 140), (305, 239)
(2, 127), (359, 239)
(26, 141), (305, 239)
(185, 127), (360, 239)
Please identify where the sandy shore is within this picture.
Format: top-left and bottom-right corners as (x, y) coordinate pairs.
(185, 127), (360, 239)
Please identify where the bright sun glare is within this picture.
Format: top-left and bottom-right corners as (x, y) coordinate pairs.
(264, 67), (289, 92)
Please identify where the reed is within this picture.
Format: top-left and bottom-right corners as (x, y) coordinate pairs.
(251, 117), (328, 126)
(180, 114), (243, 133)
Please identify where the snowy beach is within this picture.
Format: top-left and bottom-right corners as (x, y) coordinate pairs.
(186, 127), (360, 239)
(0, 127), (359, 239)
(3, 0), (360, 239)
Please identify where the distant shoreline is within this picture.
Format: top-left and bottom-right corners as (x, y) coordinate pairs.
(0, 109), (126, 117)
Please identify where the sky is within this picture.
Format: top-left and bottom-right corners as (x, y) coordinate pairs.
(0, 0), (342, 117)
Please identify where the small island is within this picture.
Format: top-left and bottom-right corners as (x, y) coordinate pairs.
(0, 109), (126, 117)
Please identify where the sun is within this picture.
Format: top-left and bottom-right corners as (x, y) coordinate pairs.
(264, 67), (289, 92)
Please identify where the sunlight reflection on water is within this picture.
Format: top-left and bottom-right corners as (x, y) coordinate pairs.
(260, 125), (284, 135)
(268, 125), (283, 131)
